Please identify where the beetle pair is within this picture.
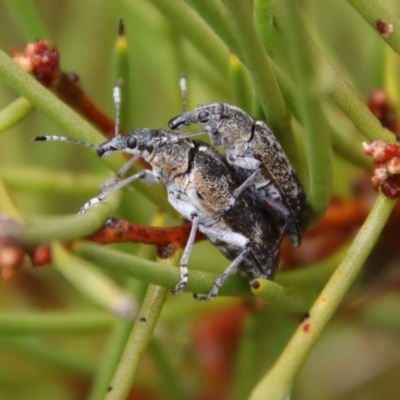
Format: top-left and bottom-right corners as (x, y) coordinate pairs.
(34, 82), (309, 300)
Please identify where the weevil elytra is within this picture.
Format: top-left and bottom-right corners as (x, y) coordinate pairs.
(34, 128), (280, 300)
(169, 102), (310, 247)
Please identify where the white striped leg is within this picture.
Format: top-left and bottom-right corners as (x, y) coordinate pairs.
(171, 214), (199, 295)
(194, 246), (250, 301)
(231, 169), (259, 199)
(79, 169), (159, 214)
(99, 154), (140, 192)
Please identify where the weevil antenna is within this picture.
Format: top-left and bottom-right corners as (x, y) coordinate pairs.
(180, 72), (187, 113)
(32, 135), (97, 148)
(113, 79), (123, 138)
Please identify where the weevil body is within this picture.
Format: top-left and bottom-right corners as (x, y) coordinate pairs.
(94, 129), (281, 300)
(169, 103), (310, 246)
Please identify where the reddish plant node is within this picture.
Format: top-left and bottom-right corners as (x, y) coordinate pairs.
(302, 322), (311, 333)
(363, 140), (400, 198)
(12, 40), (61, 88)
(376, 19), (394, 38)
(29, 245), (52, 267)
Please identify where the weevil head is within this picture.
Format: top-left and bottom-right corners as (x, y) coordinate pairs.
(168, 103), (224, 132)
(169, 103), (253, 146)
(96, 129), (162, 159)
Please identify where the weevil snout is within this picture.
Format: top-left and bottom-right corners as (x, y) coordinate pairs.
(168, 114), (189, 131)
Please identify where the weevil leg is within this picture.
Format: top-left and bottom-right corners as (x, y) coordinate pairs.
(231, 169), (260, 199)
(194, 245), (250, 301)
(99, 154), (140, 192)
(79, 169), (159, 214)
(172, 213), (199, 295)
(253, 188), (301, 246)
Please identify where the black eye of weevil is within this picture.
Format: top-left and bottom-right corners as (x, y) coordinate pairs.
(198, 111), (210, 123)
(126, 136), (137, 149)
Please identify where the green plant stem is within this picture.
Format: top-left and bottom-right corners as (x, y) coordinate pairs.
(251, 279), (314, 313)
(0, 337), (95, 374)
(0, 97), (33, 134)
(254, 0), (274, 56)
(88, 319), (136, 400)
(0, 166), (108, 196)
(5, 0), (50, 41)
(272, 1), (395, 144)
(249, 192), (396, 400)
(229, 54), (252, 113)
(77, 242), (250, 297)
(276, 245), (349, 290)
(104, 284), (168, 400)
(147, 0), (229, 74)
(188, 0), (241, 56)
(283, 5), (332, 224)
(52, 242), (137, 318)
(21, 191), (122, 246)
(347, 0), (400, 56)
(331, 126), (372, 171)
(0, 312), (114, 335)
(225, 0), (299, 169)
(148, 339), (185, 400)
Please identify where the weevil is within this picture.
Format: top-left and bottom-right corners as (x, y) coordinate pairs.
(34, 129), (280, 300)
(169, 102), (310, 247)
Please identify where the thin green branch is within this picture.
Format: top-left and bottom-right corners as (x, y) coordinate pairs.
(0, 166), (108, 196)
(76, 241), (250, 297)
(281, 5), (332, 224)
(254, 0), (274, 56)
(0, 312), (114, 335)
(0, 97), (33, 134)
(272, 1), (395, 144)
(276, 245), (349, 290)
(104, 284), (168, 400)
(88, 319), (136, 400)
(52, 242), (137, 318)
(249, 192), (397, 400)
(188, 0), (241, 56)
(229, 54), (252, 113)
(331, 126), (372, 171)
(251, 279), (314, 313)
(146, 0), (229, 74)
(225, 0), (300, 169)
(21, 191), (122, 246)
(0, 337), (95, 374)
(347, 0), (400, 56)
